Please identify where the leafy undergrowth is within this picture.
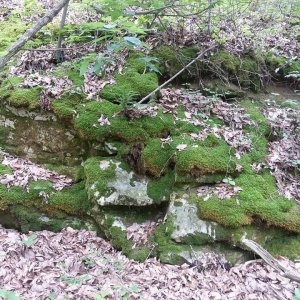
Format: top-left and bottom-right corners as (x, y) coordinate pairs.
(0, 226), (299, 300)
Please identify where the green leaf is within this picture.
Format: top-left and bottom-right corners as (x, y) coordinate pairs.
(295, 288), (300, 300)
(48, 292), (56, 300)
(95, 289), (111, 300)
(79, 58), (92, 76)
(22, 234), (38, 247)
(103, 24), (117, 29)
(124, 36), (142, 46)
(147, 63), (161, 74)
(129, 284), (140, 293)
(0, 289), (21, 300)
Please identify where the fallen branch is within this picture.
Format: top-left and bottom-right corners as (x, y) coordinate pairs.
(92, 3), (181, 16)
(137, 46), (215, 104)
(0, 0), (70, 70)
(241, 237), (300, 284)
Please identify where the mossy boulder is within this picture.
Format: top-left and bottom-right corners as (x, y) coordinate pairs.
(152, 45), (200, 79)
(74, 100), (174, 142)
(90, 205), (163, 261)
(165, 192), (300, 260)
(141, 134), (236, 181)
(2, 88), (41, 111)
(100, 55), (159, 102)
(0, 205), (95, 233)
(84, 157), (173, 206)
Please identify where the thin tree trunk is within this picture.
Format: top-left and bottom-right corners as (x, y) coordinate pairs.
(0, 0), (70, 70)
(56, 0), (70, 62)
(207, 0), (213, 34)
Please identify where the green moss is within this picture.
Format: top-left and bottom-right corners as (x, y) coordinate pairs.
(147, 171), (175, 202)
(100, 68), (158, 102)
(285, 60), (300, 74)
(75, 101), (174, 142)
(266, 234), (300, 260)
(52, 93), (86, 121)
(52, 64), (83, 86)
(42, 164), (84, 182)
(142, 139), (174, 177)
(47, 182), (90, 216)
(0, 127), (10, 148)
(0, 164), (12, 175)
(153, 45), (199, 78)
(264, 54), (287, 75)
(0, 183), (43, 210)
(10, 205), (91, 233)
(196, 168), (300, 232)
(74, 100), (120, 140)
(0, 18), (28, 55)
(109, 226), (150, 261)
(241, 100), (271, 136)
(152, 218), (184, 264)
(84, 157), (116, 201)
(239, 57), (260, 92)
(210, 51), (260, 92)
(174, 134), (236, 176)
(5, 88), (41, 110)
(0, 76), (23, 89)
(211, 50), (240, 74)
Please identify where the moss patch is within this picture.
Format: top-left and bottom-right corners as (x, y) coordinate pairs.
(4, 88), (41, 110)
(100, 56), (159, 102)
(10, 205), (93, 233)
(84, 157), (117, 202)
(153, 45), (199, 79)
(75, 101), (174, 142)
(47, 182), (90, 216)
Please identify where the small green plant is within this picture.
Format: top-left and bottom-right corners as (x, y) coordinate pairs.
(60, 274), (90, 285)
(222, 177), (236, 186)
(138, 56), (161, 74)
(118, 90), (140, 110)
(0, 289), (21, 300)
(47, 292), (56, 300)
(94, 289), (111, 300)
(22, 234), (38, 247)
(295, 288), (300, 300)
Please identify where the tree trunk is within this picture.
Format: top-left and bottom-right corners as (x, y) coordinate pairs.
(0, 0), (70, 70)
(56, 0), (70, 62)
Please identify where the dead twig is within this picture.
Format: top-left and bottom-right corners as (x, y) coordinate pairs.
(241, 237), (300, 284)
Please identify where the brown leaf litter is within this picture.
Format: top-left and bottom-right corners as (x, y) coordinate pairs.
(0, 150), (72, 191)
(197, 184), (242, 201)
(0, 226), (299, 300)
(159, 88), (253, 157)
(263, 107), (300, 202)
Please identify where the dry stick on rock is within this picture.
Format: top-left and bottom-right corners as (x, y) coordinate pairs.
(137, 46), (215, 104)
(0, 0), (70, 71)
(241, 237), (300, 284)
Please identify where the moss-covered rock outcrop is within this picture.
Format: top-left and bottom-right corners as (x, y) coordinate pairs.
(84, 157), (173, 206)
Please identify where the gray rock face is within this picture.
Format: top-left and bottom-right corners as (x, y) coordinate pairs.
(168, 193), (221, 244)
(0, 104), (88, 165)
(87, 159), (161, 206)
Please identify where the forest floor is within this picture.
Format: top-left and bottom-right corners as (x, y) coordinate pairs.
(0, 1), (300, 299)
(0, 225), (299, 300)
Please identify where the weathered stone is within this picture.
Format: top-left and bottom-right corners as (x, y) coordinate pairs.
(0, 104), (88, 165)
(85, 158), (172, 206)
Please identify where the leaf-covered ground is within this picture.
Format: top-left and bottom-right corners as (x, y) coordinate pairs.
(0, 225), (299, 300)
